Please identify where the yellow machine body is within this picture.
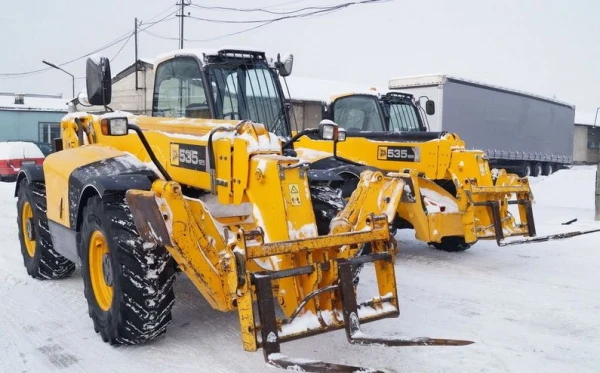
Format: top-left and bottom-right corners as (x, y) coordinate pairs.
(42, 111), (409, 353)
(293, 127), (534, 246)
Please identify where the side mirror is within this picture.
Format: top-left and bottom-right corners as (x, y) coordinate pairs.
(276, 53), (294, 77)
(86, 56), (112, 106)
(100, 117), (128, 136)
(426, 100), (435, 115)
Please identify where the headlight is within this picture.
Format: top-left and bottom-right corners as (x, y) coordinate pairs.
(318, 119), (338, 141)
(101, 117), (129, 136)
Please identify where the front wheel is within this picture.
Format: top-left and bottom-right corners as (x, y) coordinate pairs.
(430, 236), (473, 252)
(16, 179), (75, 279)
(80, 195), (176, 345)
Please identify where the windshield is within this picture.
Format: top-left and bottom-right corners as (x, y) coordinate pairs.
(333, 96), (385, 132)
(387, 101), (422, 132)
(207, 60), (289, 137)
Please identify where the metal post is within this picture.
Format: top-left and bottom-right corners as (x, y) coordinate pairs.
(594, 107), (600, 221)
(134, 17), (139, 90)
(596, 167), (600, 221)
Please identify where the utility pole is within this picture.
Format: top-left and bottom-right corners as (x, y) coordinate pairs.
(177, 1), (190, 49)
(134, 17), (139, 90)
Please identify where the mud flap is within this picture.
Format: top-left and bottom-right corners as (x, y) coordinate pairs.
(125, 190), (172, 247)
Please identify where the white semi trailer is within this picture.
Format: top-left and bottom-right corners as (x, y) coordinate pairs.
(388, 74), (575, 177)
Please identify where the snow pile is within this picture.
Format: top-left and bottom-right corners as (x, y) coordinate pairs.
(531, 166), (596, 210)
(420, 187), (459, 213)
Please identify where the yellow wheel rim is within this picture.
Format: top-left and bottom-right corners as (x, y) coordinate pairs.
(21, 202), (36, 257)
(89, 230), (114, 312)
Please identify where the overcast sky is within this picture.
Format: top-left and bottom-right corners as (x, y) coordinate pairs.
(1, 0), (598, 113)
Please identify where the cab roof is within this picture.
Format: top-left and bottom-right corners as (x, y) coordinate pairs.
(153, 46), (272, 68)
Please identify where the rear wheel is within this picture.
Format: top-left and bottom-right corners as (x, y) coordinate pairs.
(80, 195), (176, 345)
(16, 179), (75, 279)
(542, 163), (554, 176)
(431, 236), (473, 252)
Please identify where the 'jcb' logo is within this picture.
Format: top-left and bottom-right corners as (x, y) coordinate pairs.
(170, 144), (180, 166)
(378, 146), (388, 160)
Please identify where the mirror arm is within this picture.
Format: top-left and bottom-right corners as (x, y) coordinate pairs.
(282, 128), (318, 149)
(74, 118), (85, 146)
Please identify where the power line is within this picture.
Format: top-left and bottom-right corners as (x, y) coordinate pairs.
(143, 28), (180, 41)
(185, 0), (390, 42)
(111, 33), (135, 61)
(0, 7), (178, 79)
(188, 1), (318, 15)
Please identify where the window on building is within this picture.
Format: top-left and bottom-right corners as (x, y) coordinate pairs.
(38, 122), (61, 144)
(588, 127), (600, 149)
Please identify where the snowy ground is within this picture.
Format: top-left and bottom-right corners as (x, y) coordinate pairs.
(1, 166), (599, 373)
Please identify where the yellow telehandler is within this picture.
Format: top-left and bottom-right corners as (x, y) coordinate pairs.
(289, 89), (600, 251)
(14, 52), (472, 372)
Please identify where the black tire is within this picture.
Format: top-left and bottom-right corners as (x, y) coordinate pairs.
(431, 236), (473, 252)
(80, 195), (176, 345)
(532, 162), (543, 177)
(16, 179), (75, 279)
(542, 163), (554, 176)
(519, 163), (532, 178)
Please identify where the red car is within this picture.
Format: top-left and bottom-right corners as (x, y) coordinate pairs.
(0, 141), (45, 181)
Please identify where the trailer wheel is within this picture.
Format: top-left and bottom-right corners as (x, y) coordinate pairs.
(519, 163), (532, 178)
(430, 236), (473, 252)
(542, 163), (554, 176)
(80, 195), (176, 345)
(16, 179), (76, 279)
(532, 162), (543, 177)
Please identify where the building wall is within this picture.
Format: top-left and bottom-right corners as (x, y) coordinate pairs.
(573, 124), (600, 164)
(0, 110), (66, 143)
(290, 100), (324, 131)
(111, 68), (154, 115)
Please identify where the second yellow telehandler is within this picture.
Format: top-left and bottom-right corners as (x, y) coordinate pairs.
(288, 89), (600, 251)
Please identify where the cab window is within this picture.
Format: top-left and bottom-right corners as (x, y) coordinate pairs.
(332, 96), (384, 132)
(388, 102), (421, 132)
(152, 57), (209, 118)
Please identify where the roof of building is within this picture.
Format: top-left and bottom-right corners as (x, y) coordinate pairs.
(574, 111), (599, 127)
(388, 74), (574, 109)
(0, 93), (68, 112)
(111, 59), (155, 85)
(281, 76), (387, 103)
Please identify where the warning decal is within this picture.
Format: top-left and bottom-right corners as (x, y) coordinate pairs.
(288, 184), (301, 206)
